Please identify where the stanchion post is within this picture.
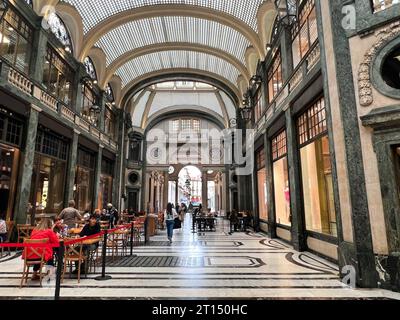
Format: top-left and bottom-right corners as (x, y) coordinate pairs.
(130, 222), (136, 256)
(54, 240), (64, 300)
(95, 230), (112, 281)
(144, 215), (148, 244)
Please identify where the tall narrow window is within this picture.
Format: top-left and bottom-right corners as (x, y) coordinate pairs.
(297, 97), (337, 236)
(84, 56), (97, 82)
(256, 147), (268, 221)
(81, 84), (98, 126)
(42, 46), (74, 106)
(254, 89), (264, 123)
(291, 0), (318, 68)
(267, 50), (283, 103)
(104, 106), (115, 139)
(272, 130), (291, 226)
(0, 6), (33, 74)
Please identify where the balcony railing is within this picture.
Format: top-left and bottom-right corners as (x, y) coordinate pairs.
(372, 0), (399, 12)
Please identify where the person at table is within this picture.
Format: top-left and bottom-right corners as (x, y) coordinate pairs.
(52, 218), (67, 237)
(58, 200), (82, 229)
(165, 203), (178, 244)
(72, 214), (101, 275)
(103, 203), (119, 228)
(93, 209), (102, 221)
(0, 213), (7, 243)
(23, 218), (59, 281)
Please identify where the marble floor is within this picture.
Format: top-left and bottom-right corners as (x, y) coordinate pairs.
(0, 215), (399, 300)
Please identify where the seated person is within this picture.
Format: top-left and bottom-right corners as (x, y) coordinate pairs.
(52, 218), (67, 237)
(93, 209), (102, 221)
(73, 215), (101, 274)
(23, 218), (59, 281)
(229, 210), (239, 233)
(0, 214), (7, 243)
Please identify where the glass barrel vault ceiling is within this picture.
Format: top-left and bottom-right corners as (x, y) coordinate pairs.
(96, 17), (250, 66)
(116, 50), (241, 87)
(61, 0), (266, 34)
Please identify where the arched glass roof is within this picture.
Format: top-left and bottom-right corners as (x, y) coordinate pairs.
(116, 51), (241, 87)
(95, 16), (250, 66)
(61, 0), (266, 34)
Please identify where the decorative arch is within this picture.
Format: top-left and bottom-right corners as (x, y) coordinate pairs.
(245, 46), (259, 76)
(78, 5), (264, 61)
(102, 43), (251, 88)
(257, 0), (277, 48)
(121, 69), (241, 110)
(87, 47), (107, 86)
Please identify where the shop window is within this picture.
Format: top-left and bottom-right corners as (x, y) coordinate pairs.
(42, 46), (74, 106)
(75, 148), (96, 213)
(382, 46), (400, 90)
(272, 130), (291, 226)
(256, 147), (268, 221)
(97, 158), (113, 210)
(394, 147), (400, 200)
(267, 50), (283, 103)
(0, 5), (33, 74)
(30, 128), (69, 220)
(297, 97), (337, 236)
(291, 0), (318, 68)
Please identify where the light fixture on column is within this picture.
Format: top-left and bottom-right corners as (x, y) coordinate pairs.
(250, 75), (262, 88)
(274, 0), (298, 27)
(240, 91), (252, 121)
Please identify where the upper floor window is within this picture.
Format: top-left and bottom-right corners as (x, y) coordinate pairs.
(104, 106), (115, 139)
(47, 12), (73, 54)
(372, 0), (399, 12)
(171, 118), (201, 134)
(81, 84), (99, 126)
(254, 89), (264, 123)
(382, 45), (400, 90)
(267, 50), (283, 103)
(0, 5), (33, 74)
(84, 56), (97, 82)
(24, 0), (32, 7)
(291, 0), (318, 68)
(43, 46), (74, 106)
(105, 83), (114, 102)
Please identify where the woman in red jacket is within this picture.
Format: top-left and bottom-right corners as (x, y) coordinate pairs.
(23, 218), (59, 281)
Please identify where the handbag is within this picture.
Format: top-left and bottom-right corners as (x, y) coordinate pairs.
(173, 217), (182, 229)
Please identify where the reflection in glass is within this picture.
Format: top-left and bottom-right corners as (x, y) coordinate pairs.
(75, 166), (94, 213)
(273, 157), (291, 225)
(0, 144), (19, 221)
(257, 168), (268, 220)
(300, 135), (337, 236)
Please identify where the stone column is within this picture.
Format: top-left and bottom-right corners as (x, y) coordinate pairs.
(285, 109), (307, 251)
(14, 105), (40, 225)
(113, 110), (125, 210)
(202, 172), (208, 209)
(64, 129), (80, 205)
(30, 29), (48, 83)
(93, 145), (104, 211)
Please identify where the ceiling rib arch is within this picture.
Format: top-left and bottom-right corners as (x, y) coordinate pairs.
(75, 5), (265, 61)
(102, 43), (250, 88)
(116, 50), (241, 93)
(121, 71), (240, 110)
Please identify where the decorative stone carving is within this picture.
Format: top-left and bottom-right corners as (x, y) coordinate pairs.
(358, 21), (400, 106)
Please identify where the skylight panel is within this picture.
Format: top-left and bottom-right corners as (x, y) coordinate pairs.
(95, 16), (250, 66)
(62, 0), (266, 34)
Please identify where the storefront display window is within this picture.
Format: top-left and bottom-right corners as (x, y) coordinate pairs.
(297, 97), (337, 236)
(267, 50), (283, 103)
(272, 130), (291, 226)
(30, 128), (68, 221)
(75, 148), (96, 213)
(0, 107), (23, 221)
(97, 157), (113, 210)
(256, 147), (268, 220)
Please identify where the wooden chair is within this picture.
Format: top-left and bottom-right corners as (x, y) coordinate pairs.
(106, 232), (122, 261)
(0, 221), (14, 258)
(20, 238), (48, 288)
(62, 239), (87, 283)
(17, 225), (35, 244)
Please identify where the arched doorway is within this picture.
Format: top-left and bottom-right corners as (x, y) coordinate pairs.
(176, 166), (202, 206)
